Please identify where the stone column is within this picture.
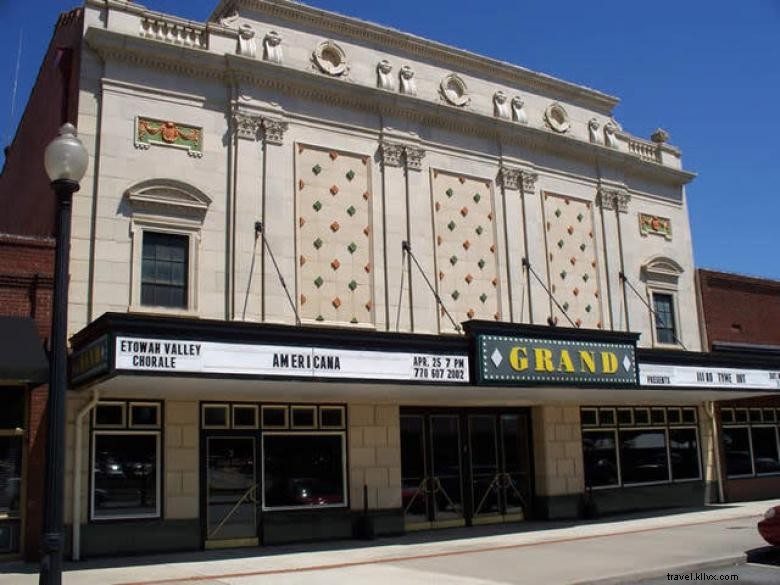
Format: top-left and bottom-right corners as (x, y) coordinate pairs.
(259, 117), (296, 324)
(532, 405), (584, 519)
(231, 112), (264, 321)
(380, 142), (410, 332)
(520, 171), (546, 325)
(596, 185), (631, 331)
(498, 166), (524, 322)
(403, 145), (438, 333)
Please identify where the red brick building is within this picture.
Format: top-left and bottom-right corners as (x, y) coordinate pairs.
(697, 269), (780, 502)
(0, 7), (82, 560)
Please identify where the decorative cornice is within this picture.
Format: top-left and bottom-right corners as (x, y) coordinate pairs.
(597, 186), (631, 213)
(497, 166), (522, 191)
(209, 0), (619, 112)
(261, 117), (288, 145)
(233, 112), (262, 140)
(84, 27), (696, 189)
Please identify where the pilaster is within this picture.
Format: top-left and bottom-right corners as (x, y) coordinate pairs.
(232, 111), (263, 320)
(596, 184), (631, 331)
(498, 166), (524, 323)
(260, 117), (296, 324)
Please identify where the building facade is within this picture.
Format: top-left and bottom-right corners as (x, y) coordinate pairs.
(697, 269), (780, 503)
(3, 0), (779, 559)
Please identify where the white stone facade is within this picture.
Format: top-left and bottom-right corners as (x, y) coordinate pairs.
(69, 0), (699, 348)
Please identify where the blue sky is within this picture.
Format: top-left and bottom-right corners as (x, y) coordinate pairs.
(2, 0), (779, 280)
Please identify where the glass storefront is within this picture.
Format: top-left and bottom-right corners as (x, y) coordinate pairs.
(0, 387), (25, 554)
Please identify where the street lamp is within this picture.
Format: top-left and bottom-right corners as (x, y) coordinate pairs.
(40, 123), (88, 585)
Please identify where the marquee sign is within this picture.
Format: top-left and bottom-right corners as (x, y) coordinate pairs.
(112, 336), (469, 384)
(640, 363), (780, 391)
(476, 334), (637, 386)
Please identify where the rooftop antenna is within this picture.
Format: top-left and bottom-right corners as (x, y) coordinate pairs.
(6, 29), (23, 149)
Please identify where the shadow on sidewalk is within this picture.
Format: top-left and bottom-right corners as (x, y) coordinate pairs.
(0, 503), (743, 575)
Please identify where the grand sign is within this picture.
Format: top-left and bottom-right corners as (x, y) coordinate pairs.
(476, 334), (637, 385)
(114, 336), (469, 384)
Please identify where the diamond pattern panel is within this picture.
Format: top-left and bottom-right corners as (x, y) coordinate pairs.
(297, 145), (373, 325)
(432, 170), (500, 332)
(544, 193), (602, 328)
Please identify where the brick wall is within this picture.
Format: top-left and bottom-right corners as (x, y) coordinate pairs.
(698, 269), (780, 350)
(0, 233), (55, 560)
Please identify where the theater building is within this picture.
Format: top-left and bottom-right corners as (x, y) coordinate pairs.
(4, 0), (780, 559)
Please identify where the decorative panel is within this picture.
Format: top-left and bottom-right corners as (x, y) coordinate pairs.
(543, 193), (603, 329)
(296, 145), (374, 326)
(431, 170), (500, 333)
(135, 117), (203, 157)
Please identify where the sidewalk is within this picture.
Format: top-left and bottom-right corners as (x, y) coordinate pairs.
(2, 499), (777, 584)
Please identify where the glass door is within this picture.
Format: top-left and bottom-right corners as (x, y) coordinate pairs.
(468, 415), (501, 524)
(401, 415), (429, 529)
(429, 415), (465, 528)
(500, 414), (532, 521)
(205, 436), (258, 548)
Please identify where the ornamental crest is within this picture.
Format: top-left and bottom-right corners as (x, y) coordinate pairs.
(639, 213), (672, 240)
(135, 117), (203, 157)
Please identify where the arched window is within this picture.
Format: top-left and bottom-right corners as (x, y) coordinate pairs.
(124, 179), (211, 313)
(641, 256), (684, 347)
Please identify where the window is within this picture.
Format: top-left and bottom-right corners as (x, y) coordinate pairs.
(581, 406), (701, 489)
(641, 256), (684, 347)
(262, 433), (346, 509)
(141, 232), (189, 308)
(125, 179), (211, 314)
(721, 408), (780, 477)
(652, 293), (677, 345)
(92, 400), (161, 520)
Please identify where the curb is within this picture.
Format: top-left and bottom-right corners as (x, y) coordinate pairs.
(572, 553), (747, 585)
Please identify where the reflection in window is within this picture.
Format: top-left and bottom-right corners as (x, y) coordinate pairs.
(722, 427), (753, 477)
(670, 428), (700, 480)
(0, 436), (23, 515)
(263, 434), (345, 509)
(583, 431), (619, 487)
(620, 430), (669, 484)
(751, 427), (780, 475)
(92, 433), (159, 518)
(653, 293), (677, 344)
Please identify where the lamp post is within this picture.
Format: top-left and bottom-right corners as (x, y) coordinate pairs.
(39, 123), (88, 585)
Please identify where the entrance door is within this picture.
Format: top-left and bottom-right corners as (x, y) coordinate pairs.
(205, 436), (258, 548)
(401, 414), (465, 530)
(401, 409), (532, 531)
(469, 414), (532, 524)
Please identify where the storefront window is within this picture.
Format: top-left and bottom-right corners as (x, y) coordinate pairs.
(0, 436), (23, 515)
(583, 430), (619, 487)
(722, 426), (752, 477)
(620, 430), (669, 484)
(263, 433), (346, 509)
(581, 406), (701, 489)
(91, 400), (162, 520)
(92, 433), (160, 519)
(721, 408), (780, 478)
(669, 428), (701, 480)
(751, 427), (780, 475)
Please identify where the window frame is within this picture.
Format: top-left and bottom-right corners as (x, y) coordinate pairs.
(130, 221), (199, 315)
(750, 425), (780, 477)
(260, 430), (348, 512)
(582, 427), (621, 490)
(650, 290), (680, 348)
(721, 424), (755, 479)
(138, 230), (191, 311)
(90, 429), (162, 521)
(581, 406), (703, 489)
